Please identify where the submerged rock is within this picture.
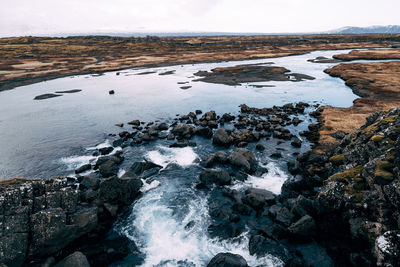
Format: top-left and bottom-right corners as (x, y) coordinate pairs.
(34, 93), (62, 100)
(207, 252), (248, 267)
(54, 251), (90, 267)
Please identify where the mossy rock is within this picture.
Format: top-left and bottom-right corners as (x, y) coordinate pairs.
(0, 177), (29, 185)
(377, 161), (393, 171)
(374, 169), (394, 184)
(329, 154), (345, 165)
(383, 139), (395, 151)
(380, 115), (396, 125)
(345, 186), (365, 203)
(330, 165), (364, 183)
(362, 122), (379, 139)
(370, 135), (384, 143)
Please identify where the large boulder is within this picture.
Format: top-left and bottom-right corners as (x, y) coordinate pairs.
(199, 169), (231, 187)
(99, 176), (143, 205)
(249, 235), (291, 262)
(171, 124), (195, 139)
(244, 188), (275, 210)
(121, 161), (162, 179)
(213, 129), (232, 147)
(55, 251), (90, 267)
(227, 148), (257, 173)
(288, 215), (316, 238)
(207, 252), (248, 267)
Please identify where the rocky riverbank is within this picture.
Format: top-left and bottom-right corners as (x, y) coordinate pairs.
(2, 103), (400, 266)
(193, 64), (315, 85)
(317, 50), (400, 150)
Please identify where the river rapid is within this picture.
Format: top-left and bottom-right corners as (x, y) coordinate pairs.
(0, 49), (388, 266)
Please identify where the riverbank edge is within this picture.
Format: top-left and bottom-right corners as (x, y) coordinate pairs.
(0, 44), (389, 92)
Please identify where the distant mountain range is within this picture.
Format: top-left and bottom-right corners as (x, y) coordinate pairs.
(328, 25), (400, 34)
(12, 25), (400, 38)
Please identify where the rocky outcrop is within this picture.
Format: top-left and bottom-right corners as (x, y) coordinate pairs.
(0, 172), (143, 266)
(283, 108), (400, 266)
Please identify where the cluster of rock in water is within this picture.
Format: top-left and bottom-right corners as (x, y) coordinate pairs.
(2, 103), (400, 267)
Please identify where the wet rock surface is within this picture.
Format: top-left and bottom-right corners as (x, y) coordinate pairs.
(1, 101), (363, 266)
(194, 64), (315, 85)
(34, 93), (62, 100)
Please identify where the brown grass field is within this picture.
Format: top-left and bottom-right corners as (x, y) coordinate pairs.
(1, 34), (400, 90)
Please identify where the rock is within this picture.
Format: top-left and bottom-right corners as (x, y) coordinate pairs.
(99, 176), (143, 205)
(195, 110), (202, 115)
(244, 188), (275, 209)
(275, 207), (295, 227)
(75, 164), (91, 174)
(157, 122), (169, 131)
(80, 176), (100, 190)
(375, 231), (400, 266)
(291, 137), (302, 148)
(121, 161), (162, 179)
(98, 160), (119, 178)
(127, 120), (141, 126)
(194, 127), (213, 138)
(34, 93), (62, 100)
(171, 124), (195, 138)
(199, 169), (231, 187)
(109, 90), (115, 95)
(169, 142), (188, 148)
(249, 235), (291, 262)
(288, 215), (316, 238)
(228, 148), (257, 173)
(29, 208), (77, 257)
(112, 138), (123, 147)
(270, 152), (282, 159)
(212, 129), (231, 147)
(295, 242), (334, 267)
(99, 146), (113, 155)
(201, 111), (217, 121)
(201, 152), (228, 168)
(115, 123), (124, 128)
(255, 144), (265, 151)
(55, 251), (90, 267)
(207, 252), (248, 267)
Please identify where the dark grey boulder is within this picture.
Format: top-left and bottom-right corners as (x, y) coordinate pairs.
(194, 127), (213, 138)
(227, 148), (257, 173)
(249, 235), (291, 262)
(121, 161), (162, 179)
(207, 252), (248, 267)
(199, 169), (231, 187)
(212, 129), (231, 147)
(99, 176), (143, 205)
(99, 146), (113, 155)
(75, 164), (91, 174)
(54, 251), (90, 267)
(244, 188), (275, 209)
(34, 93), (62, 100)
(288, 215), (316, 237)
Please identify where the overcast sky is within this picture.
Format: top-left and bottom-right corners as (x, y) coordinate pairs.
(1, 0), (400, 37)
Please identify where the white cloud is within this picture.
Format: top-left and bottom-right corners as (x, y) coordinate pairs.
(0, 0), (399, 36)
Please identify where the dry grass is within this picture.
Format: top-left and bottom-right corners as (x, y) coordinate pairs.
(318, 59), (400, 149)
(1, 34), (398, 90)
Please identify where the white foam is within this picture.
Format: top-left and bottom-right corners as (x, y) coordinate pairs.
(141, 180), (161, 192)
(146, 146), (197, 168)
(231, 162), (289, 195)
(118, 183), (283, 267)
(59, 155), (96, 170)
(86, 140), (112, 150)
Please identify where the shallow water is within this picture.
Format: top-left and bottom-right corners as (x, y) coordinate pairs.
(0, 48), (370, 179)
